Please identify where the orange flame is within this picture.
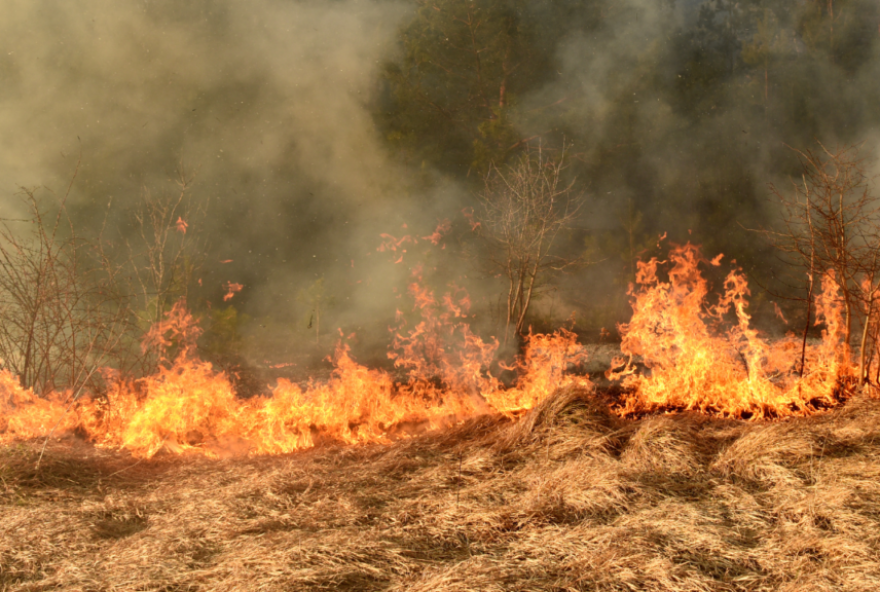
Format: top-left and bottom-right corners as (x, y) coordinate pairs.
(3, 241), (868, 459)
(0, 371), (75, 443)
(388, 271), (499, 405)
(609, 244), (846, 419)
(223, 282), (243, 301)
(2, 290), (589, 457)
(422, 219), (452, 245)
(486, 329), (590, 417)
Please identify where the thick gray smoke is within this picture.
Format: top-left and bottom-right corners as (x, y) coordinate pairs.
(512, 0), (880, 325)
(0, 0), (467, 362)
(2, 0), (879, 364)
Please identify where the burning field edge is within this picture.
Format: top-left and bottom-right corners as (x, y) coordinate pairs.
(2, 244), (870, 460)
(3, 385), (880, 592)
(3, 243), (880, 590)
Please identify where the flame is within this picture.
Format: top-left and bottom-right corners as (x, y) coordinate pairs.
(772, 302), (788, 324)
(83, 356), (243, 458)
(2, 287), (587, 457)
(223, 282), (243, 301)
(609, 244), (847, 419)
(485, 329), (590, 417)
(2, 241), (870, 459)
(462, 207), (481, 231)
(388, 270), (500, 410)
(377, 233), (415, 253)
(253, 345), (406, 453)
(422, 219), (452, 245)
(0, 371), (76, 443)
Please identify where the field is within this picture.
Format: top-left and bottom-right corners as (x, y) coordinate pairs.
(3, 385), (880, 592)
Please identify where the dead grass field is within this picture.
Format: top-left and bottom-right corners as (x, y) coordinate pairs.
(3, 386), (880, 592)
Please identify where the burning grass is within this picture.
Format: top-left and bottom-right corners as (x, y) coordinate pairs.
(3, 386), (880, 591)
(3, 241), (880, 589)
(0, 243), (867, 459)
(0, 304), (592, 459)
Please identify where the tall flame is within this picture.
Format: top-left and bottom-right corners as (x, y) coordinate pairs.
(609, 244), (847, 419)
(1, 242), (868, 458)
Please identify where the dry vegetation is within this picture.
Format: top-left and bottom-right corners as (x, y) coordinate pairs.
(3, 385), (880, 592)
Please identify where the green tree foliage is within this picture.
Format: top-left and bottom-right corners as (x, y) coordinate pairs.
(374, 0), (596, 176)
(797, 0), (880, 72)
(199, 305), (248, 362)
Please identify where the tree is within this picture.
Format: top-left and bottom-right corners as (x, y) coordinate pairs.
(797, 0), (879, 72)
(478, 142), (584, 344)
(127, 164), (206, 327)
(199, 304), (248, 362)
(297, 277), (335, 346)
(768, 143), (880, 384)
(374, 0), (564, 176)
(740, 7), (791, 114)
(0, 189), (130, 396)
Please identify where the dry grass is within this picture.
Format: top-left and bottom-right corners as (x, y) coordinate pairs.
(3, 386), (880, 591)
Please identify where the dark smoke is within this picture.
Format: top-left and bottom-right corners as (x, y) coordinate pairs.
(2, 0), (879, 366)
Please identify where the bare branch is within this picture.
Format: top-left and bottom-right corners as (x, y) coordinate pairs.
(477, 141), (586, 343)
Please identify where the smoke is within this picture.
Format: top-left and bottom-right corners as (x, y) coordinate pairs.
(520, 0), (879, 227)
(511, 0), (880, 319)
(0, 0), (469, 360)
(3, 0), (879, 362)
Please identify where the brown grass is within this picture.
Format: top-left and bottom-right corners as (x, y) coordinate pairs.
(3, 386), (880, 591)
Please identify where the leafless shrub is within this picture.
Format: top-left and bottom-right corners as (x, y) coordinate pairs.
(0, 189), (130, 396)
(478, 142), (585, 344)
(767, 142), (880, 384)
(128, 164), (206, 322)
(0, 161), (208, 395)
(122, 163), (208, 374)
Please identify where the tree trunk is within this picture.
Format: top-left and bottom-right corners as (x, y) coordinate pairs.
(858, 304), (872, 384)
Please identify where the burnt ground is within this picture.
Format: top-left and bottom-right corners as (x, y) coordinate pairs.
(3, 385), (880, 592)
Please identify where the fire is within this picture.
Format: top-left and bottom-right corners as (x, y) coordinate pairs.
(2, 289), (587, 457)
(84, 356), (243, 458)
(389, 270), (499, 405)
(608, 244), (847, 419)
(78, 302), (244, 457)
(486, 329), (590, 417)
(0, 370), (76, 443)
(422, 219), (452, 245)
(223, 282), (243, 301)
(1, 241), (869, 459)
(250, 344), (403, 453)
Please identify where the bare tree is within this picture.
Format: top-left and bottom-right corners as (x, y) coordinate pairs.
(297, 276), (335, 346)
(0, 189), (130, 396)
(128, 165), (206, 316)
(121, 163), (209, 374)
(767, 142), (880, 385)
(478, 143), (585, 344)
